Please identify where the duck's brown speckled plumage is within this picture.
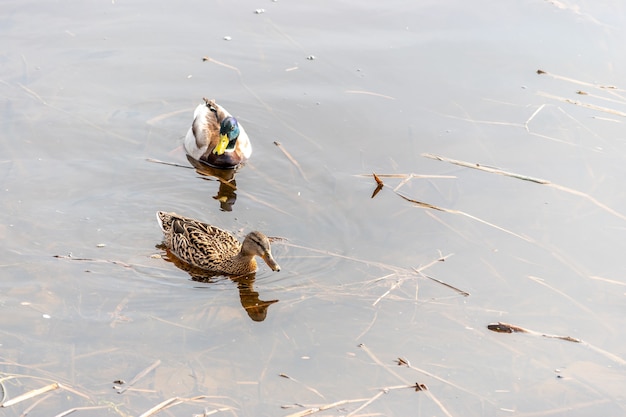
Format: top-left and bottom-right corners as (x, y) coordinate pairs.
(156, 211), (279, 275)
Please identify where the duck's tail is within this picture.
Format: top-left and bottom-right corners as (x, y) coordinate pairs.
(156, 211), (173, 232)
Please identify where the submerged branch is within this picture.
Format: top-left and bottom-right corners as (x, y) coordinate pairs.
(116, 360), (161, 394)
(422, 153), (626, 221)
(367, 173), (535, 242)
(274, 141), (308, 181)
(488, 321), (626, 366)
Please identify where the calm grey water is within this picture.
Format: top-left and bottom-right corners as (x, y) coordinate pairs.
(2, 0), (626, 416)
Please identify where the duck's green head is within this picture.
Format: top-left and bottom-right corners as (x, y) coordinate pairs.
(213, 116), (240, 155)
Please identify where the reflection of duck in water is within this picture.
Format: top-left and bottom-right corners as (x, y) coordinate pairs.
(155, 226), (280, 322)
(186, 155), (238, 212)
(191, 270), (278, 322)
(156, 211), (280, 275)
(184, 98), (251, 170)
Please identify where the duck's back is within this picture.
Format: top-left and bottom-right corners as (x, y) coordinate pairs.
(157, 211), (241, 270)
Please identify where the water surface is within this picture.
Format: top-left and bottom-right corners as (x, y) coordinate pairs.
(2, 0), (626, 416)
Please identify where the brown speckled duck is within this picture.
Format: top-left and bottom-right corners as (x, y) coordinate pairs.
(156, 211), (280, 275)
(184, 98), (252, 169)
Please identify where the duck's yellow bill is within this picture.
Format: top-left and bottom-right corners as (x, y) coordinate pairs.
(213, 134), (230, 155)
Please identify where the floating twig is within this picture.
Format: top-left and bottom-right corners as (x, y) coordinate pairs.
(422, 153), (548, 184)
(414, 270), (470, 297)
(283, 399), (368, 417)
(274, 141), (308, 181)
(137, 395), (230, 417)
(1, 382), (59, 408)
(488, 321), (626, 365)
(487, 321), (580, 343)
(367, 172), (534, 242)
(146, 158), (194, 169)
(202, 56), (242, 76)
(279, 374), (325, 400)
(53, 255), (132, 269)
(537, 91), (626, 117)
(536, 69), (621, 91)
(358, 345), (455, 417)
(422, 153), (626, 221)
(345, 90), (396, 100)
(370, 173), (388, 199)
(53, 405), (111, 417)
(524, 103), (546, 131)
(394, 357), (491, 403)
(116, 360), (161, 394)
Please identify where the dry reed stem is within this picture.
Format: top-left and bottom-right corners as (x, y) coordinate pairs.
(489, 321), (626, 366)
(345, 90), (396, 100)
(137, 395), (232, 417)
(536, 69), (622, 91)
(202, 57), (242, 76)
(368, 173), (534, 242)
(358, 344), (410, 385)
(524, 103), (546, 131)
(17, 83), (140, 144)
(422, 153), (626, 221)
(279, 374), (325, 400)
(358, 345), (455, 417)
(372, 254), (463, 305)
(53, 405), (111, 417)
(396, 357), (491, 402)
(355, 310), (379, 340)
(414, 271), (470, 297)
(282, 241), (459, 302)
(589, 275), (626, 286)
(146, 108), (191, 125)
(345, 390), (386, 417)
(146, 158), (194, 169)
(0, 382), (59, 407)
(148, 315), (204, 332)
(148, 158), (291, 216)
(372, 279), (402, 306)
(436, 112), (525, 128)
(117, 360), (161, 394)
(281, 242), (411, 274)
(575, 90), (626, 106)
(21, 392), (55, 415)
(422, 153), (548, 184)
(359, 173), (456, 179)
(203, 56), (321, 149)
(527, 276), (616, 335)
(537, 92), (626, 117)
(274, 141), (308, 181)
(283, 399), (369, 417)
(528, 276), (597, 317)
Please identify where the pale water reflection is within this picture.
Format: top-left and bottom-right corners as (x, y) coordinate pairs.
(157, 244), (279, 322)
(2, 0), (626, 416)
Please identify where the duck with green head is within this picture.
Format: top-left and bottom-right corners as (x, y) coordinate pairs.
(184, 98), (252, 169)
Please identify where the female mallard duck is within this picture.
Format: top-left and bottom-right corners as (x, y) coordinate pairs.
(184, 98), (252, 169)
(156, 211), (280, 275)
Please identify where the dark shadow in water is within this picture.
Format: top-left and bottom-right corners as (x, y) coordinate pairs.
(186, 155), (239, 212)
(156, 244), (279, 322)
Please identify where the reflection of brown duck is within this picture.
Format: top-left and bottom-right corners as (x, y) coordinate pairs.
(156, 244), (279, 322)
(231, 274), (278, 322)
(184, 98), (251, 169)
(156, 211), (280, 275)
(187, 155), (238, 212)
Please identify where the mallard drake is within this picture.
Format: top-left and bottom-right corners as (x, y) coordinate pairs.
(184, 98), (252, 169)
(156, 211), (280, 275)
